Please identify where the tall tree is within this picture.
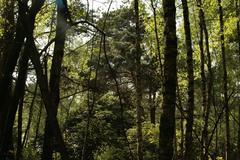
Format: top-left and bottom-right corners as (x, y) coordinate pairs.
(217, 0), (230, 159)
(196, 0), (214, 159)
(42, 0), (69, 159)
(0, 0), (38, 158)
(2, 45), (29, 159)
(181, 0), (195, 159)
(159, 0), (177, 159)
(150, 0), (162, 125)
(134, 0), (143, 159)
(203, 6), (214, 160)
(236, 0), (240, 159)
(16, 98), (23, 160)
(196, 0), (207, 158)
(14, 0), (70, 158)
(150, 0), (163, 76)
(0, 0), (15, 73)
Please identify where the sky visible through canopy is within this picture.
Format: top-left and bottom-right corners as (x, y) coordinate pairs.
(82, 0), (124, 12)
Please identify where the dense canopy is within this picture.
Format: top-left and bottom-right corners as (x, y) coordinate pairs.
(0, 0), (240, 159)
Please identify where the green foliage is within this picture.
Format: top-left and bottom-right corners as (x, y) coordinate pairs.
(94, 146), (127, 160)
(22, 146), (41, 160)
(63, 89), (134, 159)
(127, 122), (159, 159)
(2, 0), (240, 159)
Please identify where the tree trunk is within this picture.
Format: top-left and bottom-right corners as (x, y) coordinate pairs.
(0, 0), (15, 73)
(236, 0), (240, 159)
(203, 10), (214, 160)
(16, 98), (24, 160)
(0, 0), (43, 157)
(196, 0), (208, 158)
(149, 90), (156, 124)
(22, 85), (37, 148)
(3, 46), (29, 159)
(27, 33), (69, 159)
(42, 0), (68, 159)
(134, 0), (143, 159)
(217, 0), (230, 159)
(0, 2), (25, 155)
(181, 0), (195, 159)
(33, 102), (43, 147)
(196, 0), (214, 158)
(16, 0), (69, 158)
(150, 0), (163, 76)
(159, 0), (177, 159)
(177, 83), (185, 159)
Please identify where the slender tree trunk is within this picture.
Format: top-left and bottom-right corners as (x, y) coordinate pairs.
(0, 1), (25, 155)
(0, 0), (24, 111)
(215, 106), (219, 158)
(134, 0), (143, 159)
(203, 14), (214, 160)
(196, 0), (208, 158)
(28, 37), (69, 159)
(0, 0), (47, 156)
(150, 0), (163, 76)
(2, 46), (29, 159)
(22, 85), (37, 148)
(236, 0), (240, 159)
(149, 90), (156, 124)
(217, 0), (230, 159)
(42, 0), (68, 159)
(16, 98), (24, 160)
(33, 102), (43, 147)
(0, 0), (15, 73)
(17, 0), (69, 158)
(177, 83), (184, 159)
(196, 0), (214, 158)
(181, 0), (194, 159)
(159, 0), (177, 159)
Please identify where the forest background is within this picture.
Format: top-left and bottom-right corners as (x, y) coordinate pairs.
(0, 0), (240, 159)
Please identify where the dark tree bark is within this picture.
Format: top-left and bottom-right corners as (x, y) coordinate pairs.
(13, 0), (69, 159)
(149, 0), (161, 126)
(22, 85), (37, 148)
(203, 8), (214, 160)
(159, 0), (177, 159)
(3, 46), (29, 159)
(27, 33), (69, 160)
(217, 0), (230, 159)
(0, 3), (25, 156)
(181, 0), (195, 159)
(196, 0), (214, 159)
(0, 0), (25, 114)
(42, 0), (68, 159)
(33, 102), (43, 147)
(16, 98), (24, 160)
(196, 0), (207, 158)
(0, 0), (15, 73)
(177, 83), (185, 159)
(134, 0), (143, 159)
(149, 89), (156, 124)
(0, 0), (28, 157)
(237, 0), (240, 159)
(150, 0), (163, 76)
